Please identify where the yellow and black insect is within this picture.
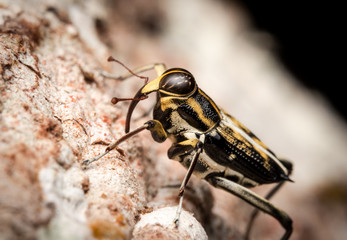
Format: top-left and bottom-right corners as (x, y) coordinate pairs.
(83, 57), (293, 240)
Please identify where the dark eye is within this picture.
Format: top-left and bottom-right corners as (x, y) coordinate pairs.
(159, 68), (196, 95)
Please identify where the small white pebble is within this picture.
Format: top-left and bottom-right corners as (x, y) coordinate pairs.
(133, 206), (207, 240)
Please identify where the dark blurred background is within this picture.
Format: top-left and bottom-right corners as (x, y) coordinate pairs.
(235, 1), (345, 120)
(104, 1), (347, 239)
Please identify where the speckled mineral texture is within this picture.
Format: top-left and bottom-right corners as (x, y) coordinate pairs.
(0, 5), (147, 240)
(0, 2), (210, 240)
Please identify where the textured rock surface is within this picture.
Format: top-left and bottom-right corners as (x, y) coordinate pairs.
(1, 3), (148, 240)
(0, 2), (210, 240)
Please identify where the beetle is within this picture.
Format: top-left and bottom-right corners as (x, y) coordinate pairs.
(83, 57), (293, 240)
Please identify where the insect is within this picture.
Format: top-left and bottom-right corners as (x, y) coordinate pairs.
(83, 57), (293, 240)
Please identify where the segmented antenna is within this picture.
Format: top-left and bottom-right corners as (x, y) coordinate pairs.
(107, 56), (149, 83)
(107, 56), (149, 104)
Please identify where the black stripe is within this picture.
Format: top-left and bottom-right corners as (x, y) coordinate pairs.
(177, 90), (221, 132)
(204, 130), (285, 184)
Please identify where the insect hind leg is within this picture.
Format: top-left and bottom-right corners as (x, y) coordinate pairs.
(245, 159), (293, 240)
(207, 176), (293, 240)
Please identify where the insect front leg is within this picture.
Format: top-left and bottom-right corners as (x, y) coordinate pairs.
(82, 120), (167, 166)
(245, 159), (293, 240)
(207, 176), (293, 240)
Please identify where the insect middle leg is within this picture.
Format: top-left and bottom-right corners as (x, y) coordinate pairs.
(207, 176), (293, 240)
(168, 139), (204, 226)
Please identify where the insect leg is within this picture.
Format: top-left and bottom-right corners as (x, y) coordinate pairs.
(167, 139), (202, 160)
(82, 120), (167, 166)
(207, 176), (292, 240)
(173, 140), (203, 226)
(145, 119), (168, 143)
(245, 159), (293, 240)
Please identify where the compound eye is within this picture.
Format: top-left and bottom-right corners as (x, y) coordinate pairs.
(159, 69), (196, 95)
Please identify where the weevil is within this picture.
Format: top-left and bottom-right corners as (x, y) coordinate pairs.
(83, 57), (293, 240)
